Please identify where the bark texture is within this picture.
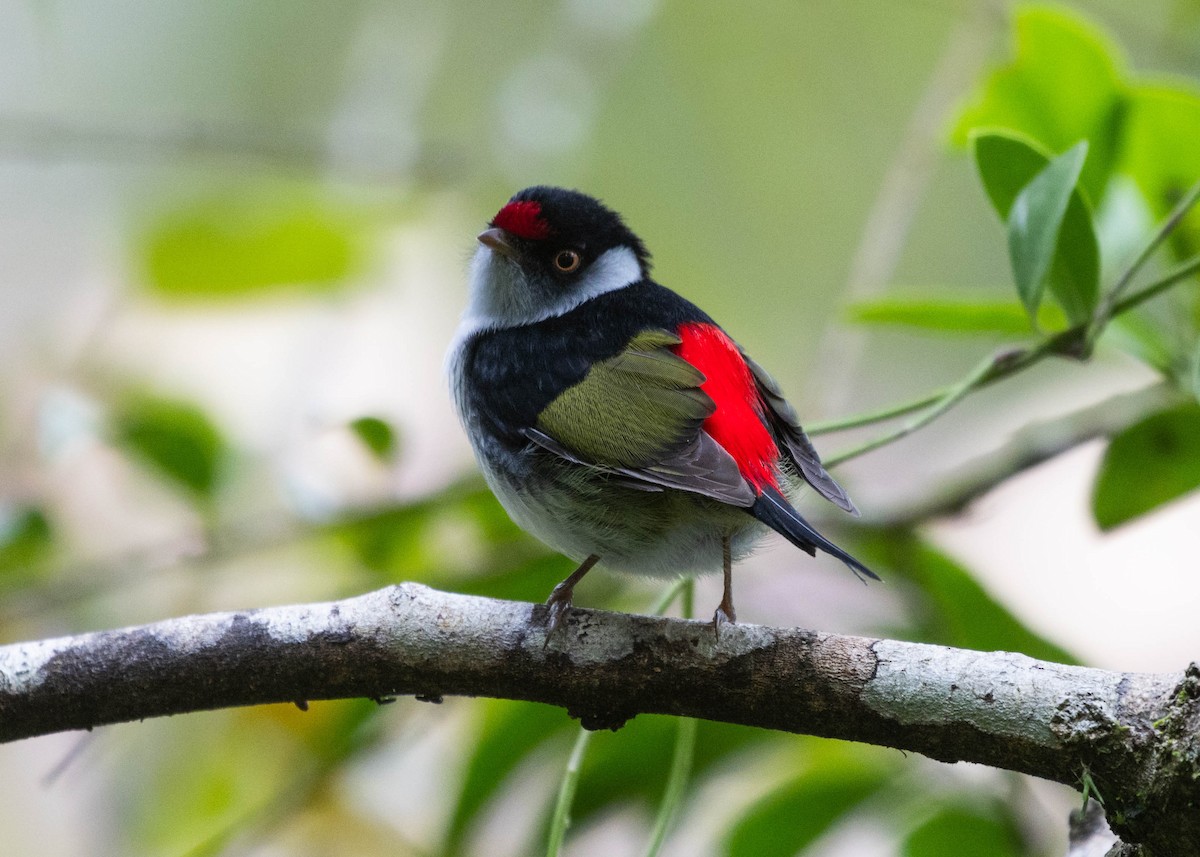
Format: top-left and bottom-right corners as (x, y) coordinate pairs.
(0, 583), (1196, 853)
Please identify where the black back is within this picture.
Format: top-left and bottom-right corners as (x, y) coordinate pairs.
(459, 281), (712, 449)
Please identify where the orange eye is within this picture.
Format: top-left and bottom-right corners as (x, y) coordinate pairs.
(553, 249), (582, 273)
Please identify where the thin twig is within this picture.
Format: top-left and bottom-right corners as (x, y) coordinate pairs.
(545, 728), (593, 857)
(867, 381), (1180, 525)
(644, 717), (698, 857)
(817, 5), (999, 415)
(0, 112), (424, 185)
(1109, 253), (1200, 317)
(808, 390), (945, 435)
(825, 352), (1001, 467)
(643, 580), (697, 857)
(806, 171), (1200, 454)
(811, 238), (1199, 464)
(546, 578), (696, 855)
(1089, 179), (1200, 339)
(647, 578), (692, 617)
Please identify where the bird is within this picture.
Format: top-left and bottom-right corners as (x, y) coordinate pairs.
(447, 186), (877, 635)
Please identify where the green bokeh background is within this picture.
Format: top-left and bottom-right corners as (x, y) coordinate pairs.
(1, 1), (1199, 855)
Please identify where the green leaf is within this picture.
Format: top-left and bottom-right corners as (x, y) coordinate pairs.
(1120, 82), (1200, 256)
(142, 191), (362, 299)
(951, 6), (1126, 202)
(177, 701), (384, 857)
(113, 394), (227, 500)
(1092, 403), (1200, 530)
(573, 716), (756, 824)
(446, 710), (756, 857)
(1121, 82), (1200, 205)
(348, 416), (397, 462)
(457, 553), (586, 604)
(902, 805), (1023, 857)
(725, 756), (890, 857)
(847, 293), (1066, 335)
(124, 709), (306, 856)
(972, 131), (1099, 324)
(972, 130), (1051, 217)
(1095, 175), (1157, 280)
(331, 503), (434, 579)
(1008, 141), (1089, 319)
(444, 700), (574, 854)
(328, 482), (544, 586)
(0, 506), (53, 587)
(1103, 313), (1178, 374)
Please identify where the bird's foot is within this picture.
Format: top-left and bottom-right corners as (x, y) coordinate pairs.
(712, 535), (736, 640)
(541, 555), (599, 646)
(711, 601), (736, 640)
(543, 581), (576, 644)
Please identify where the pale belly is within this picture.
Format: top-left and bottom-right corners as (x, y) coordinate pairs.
(480, 455), (766, 578)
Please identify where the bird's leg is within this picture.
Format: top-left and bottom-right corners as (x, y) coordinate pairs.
(712, 536), (736, 638)
(545, 554), (600, 635)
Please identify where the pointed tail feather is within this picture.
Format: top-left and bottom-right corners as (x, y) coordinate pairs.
(750, 487), (880, 582)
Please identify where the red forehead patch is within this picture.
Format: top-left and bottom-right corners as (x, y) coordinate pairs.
(492, 200), (551, 240)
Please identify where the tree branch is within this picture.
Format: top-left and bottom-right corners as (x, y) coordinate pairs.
(870, 381), (1182, 526)
(1, 584), (1197, 853)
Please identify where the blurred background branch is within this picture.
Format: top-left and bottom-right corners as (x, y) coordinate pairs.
(0, 111), (420, 182)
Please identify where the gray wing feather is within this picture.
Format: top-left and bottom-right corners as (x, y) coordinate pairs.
(742, 353), (859, 516)
(522, 427), (755, 508)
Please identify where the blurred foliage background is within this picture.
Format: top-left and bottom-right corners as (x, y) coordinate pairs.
(2, 1), (1199, 855)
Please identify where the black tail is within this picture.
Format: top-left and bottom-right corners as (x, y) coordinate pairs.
(750, 487), (880, 582)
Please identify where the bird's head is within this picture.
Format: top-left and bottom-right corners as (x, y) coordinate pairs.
(464, 186), (651, 330)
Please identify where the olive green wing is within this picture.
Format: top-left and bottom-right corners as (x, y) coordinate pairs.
(529, 329), (756, 507)
(742, 351), (859, 515)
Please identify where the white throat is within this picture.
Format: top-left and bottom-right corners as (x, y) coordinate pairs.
(457, 243), (643, 337)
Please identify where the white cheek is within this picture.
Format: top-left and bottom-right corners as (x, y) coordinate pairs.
(572, 245), (643, 303)
(454, 243), (644, 337)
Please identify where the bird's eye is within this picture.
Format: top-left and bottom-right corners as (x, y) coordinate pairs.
(553, 249), (582, 273)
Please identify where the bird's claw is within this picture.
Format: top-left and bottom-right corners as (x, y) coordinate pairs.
(543, 583), (575, 645)
(711, 603), (736, 640)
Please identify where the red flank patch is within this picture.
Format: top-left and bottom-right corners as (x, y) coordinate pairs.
(674, 323), (779, 490)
